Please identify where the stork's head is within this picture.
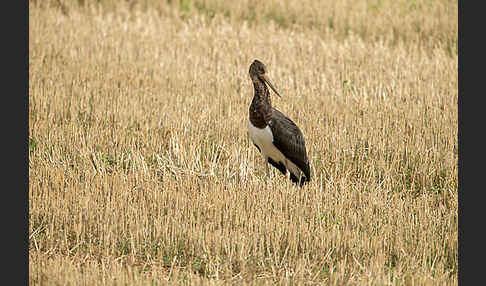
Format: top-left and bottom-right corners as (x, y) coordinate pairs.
(249, 60), (282, 97)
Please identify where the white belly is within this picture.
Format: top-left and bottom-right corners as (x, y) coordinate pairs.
(248, 120), (302, 177)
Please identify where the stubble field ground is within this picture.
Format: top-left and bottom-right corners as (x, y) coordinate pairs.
(29, 0), (458, 285)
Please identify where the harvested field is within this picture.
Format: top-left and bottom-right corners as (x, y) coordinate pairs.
(29, 1), (458, 284)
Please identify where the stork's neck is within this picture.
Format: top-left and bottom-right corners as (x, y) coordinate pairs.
(249, 75), (272, 129)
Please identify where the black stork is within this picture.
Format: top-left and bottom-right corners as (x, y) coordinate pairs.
(247, 59), (310, 186)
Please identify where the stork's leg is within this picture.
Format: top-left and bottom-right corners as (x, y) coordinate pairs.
(285, 159), (291, 180)
(264, 156), (270, 179)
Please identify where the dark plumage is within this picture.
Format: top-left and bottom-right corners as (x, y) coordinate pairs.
(247, 60), (310, 186)
(269, 108), (310, 185)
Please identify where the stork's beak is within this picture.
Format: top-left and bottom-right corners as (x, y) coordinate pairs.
(260, 74), (282, 98)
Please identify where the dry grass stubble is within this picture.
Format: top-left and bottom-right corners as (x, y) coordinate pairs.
(29, 2), (457, 285)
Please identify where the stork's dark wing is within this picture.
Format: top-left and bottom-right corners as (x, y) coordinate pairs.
(269, 108), (310, 182)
